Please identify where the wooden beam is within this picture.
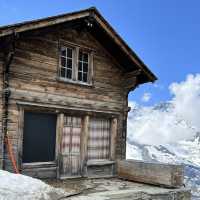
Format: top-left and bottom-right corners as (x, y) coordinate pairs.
(17, 107), (24, 171)
(110, 118), (117, 160)
(56, 113), (64, 178)
(80, 115), (89, 175)
(94, 14), (157, 82)
(117, 159), (184, 188)
(16, 101), (120, 116)
(0, 12), (90, 37)
(123, 72), (138, 91)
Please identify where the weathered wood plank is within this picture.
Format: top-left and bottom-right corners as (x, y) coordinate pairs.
(56, 113), (64, 178)
(80, 115), (89, 174)
(117, 159), (184, 188)
(110, 118), (117, 160)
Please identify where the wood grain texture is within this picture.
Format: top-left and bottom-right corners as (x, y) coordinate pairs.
(0, 56), (3, 168)
(0, 25), (136, 174)
(110, 118), (118, 160)
(117, 159), (184, 188)
(80, 115), (89, 175)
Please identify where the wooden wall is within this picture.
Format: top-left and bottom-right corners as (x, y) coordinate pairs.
(0, 52), (3, 168)
(0, 25), (135, 172)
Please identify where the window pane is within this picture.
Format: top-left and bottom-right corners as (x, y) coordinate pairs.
(83, 73), (87, 82)
(61, 49), (66, 57)
(61, 57), (66, 67)
(83, 53), (88, 62)
(78, 62), (82, 71)
(83, 63), (88, 72)
(66, 69), (72, 79)
(60, 68), (66, 78)
(79, 51), (83, 60)
(78, 72), (82, 81)
(60, 47), (74, 80)
(67, 59), (72, 69)
(67, 48), (72, 58)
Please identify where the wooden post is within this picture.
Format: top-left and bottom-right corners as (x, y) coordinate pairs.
(56, 113), (64, 178)
(17, 107), (24, 171)
(81, 115), (89, 175)
(110, 118), (117, 160)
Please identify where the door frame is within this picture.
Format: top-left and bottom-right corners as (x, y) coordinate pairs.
(17, 106), (60, 177)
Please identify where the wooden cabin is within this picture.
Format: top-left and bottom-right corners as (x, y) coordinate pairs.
(0, 7), (157, 179)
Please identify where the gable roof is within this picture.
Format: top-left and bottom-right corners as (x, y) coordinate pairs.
(0, 7), (157, 84)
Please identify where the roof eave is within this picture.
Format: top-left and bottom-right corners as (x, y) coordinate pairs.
(0, 7), (157, 83)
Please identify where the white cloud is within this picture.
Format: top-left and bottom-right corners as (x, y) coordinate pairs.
(169, 74), (200, 130)
(128, 74), (200, 146)
(153, 83), (164, 90)
(141, 92), (151, 102)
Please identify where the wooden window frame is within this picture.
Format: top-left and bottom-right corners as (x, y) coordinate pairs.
(60, 46), (75, 80)
(58, 43), (94, 86)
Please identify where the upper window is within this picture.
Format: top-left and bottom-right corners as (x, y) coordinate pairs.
(78, 51), (89, 82)
(59, 46), (92, 85)
(60, 47), (73, 80)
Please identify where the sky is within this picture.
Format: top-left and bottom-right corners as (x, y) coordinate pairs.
(0, 0), (199, 105)
(128, 74), (200, 145)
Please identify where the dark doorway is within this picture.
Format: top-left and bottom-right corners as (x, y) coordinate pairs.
(22, 112), (57, 163)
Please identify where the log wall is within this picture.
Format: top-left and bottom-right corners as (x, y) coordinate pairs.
(0, 52), (3, 168)
(0, 26), (134, 172)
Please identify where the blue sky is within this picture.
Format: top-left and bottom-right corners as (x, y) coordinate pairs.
(0, 0), (199, 105)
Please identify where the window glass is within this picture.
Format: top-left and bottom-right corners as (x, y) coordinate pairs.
(60, 47), (73, 80)
(59, 47), (91, 84)
(78, 50), (89, 83)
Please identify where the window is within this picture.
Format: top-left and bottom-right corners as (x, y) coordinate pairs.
(88, 118), (111, 160)
(59, 46), (92, 85)
(78, 51), (89, 83)
(60, 47), (73, 80)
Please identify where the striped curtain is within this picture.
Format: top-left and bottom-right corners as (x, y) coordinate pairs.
(61, 116), (81, 176)
(88, 118), (110, 160)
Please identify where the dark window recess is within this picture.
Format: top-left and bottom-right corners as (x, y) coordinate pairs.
(78, 51), (89, 82)
(60, 47), (73, 79)
(22, 112), (57, 163)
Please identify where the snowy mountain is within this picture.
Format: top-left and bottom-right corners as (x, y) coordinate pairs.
(126, 102), (200, 199)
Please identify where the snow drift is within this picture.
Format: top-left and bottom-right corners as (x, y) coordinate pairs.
(0, 170), (65, 200)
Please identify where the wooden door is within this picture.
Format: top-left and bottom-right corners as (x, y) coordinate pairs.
(60, 116), (82, 178)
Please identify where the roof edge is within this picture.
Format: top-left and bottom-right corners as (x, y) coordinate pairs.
(91, 8), (157, 82)
(0, 7), (157, 82)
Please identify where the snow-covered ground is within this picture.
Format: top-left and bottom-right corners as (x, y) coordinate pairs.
(0, 170), (66, 200)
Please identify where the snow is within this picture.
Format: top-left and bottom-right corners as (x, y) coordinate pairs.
(126, 143), (142, 160)
(126, 140), (200, 199)
(0, 170), (66, 200)
(128, 74), (200, 146)
(127, 74), (200, 198)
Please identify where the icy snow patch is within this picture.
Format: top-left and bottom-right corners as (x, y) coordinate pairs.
(0, 170), (66, 200)
(126, 143), (142, 160)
